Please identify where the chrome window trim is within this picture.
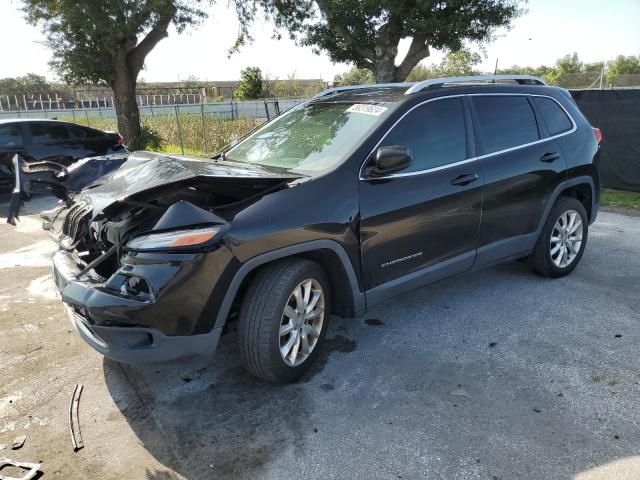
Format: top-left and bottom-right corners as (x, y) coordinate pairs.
(359, 92), (577, 181)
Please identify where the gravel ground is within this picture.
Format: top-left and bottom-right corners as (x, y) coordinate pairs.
(1, 195), (639, 480)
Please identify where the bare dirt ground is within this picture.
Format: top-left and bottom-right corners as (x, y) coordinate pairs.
(1, 196), (640, 480)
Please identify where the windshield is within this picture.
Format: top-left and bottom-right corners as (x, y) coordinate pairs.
(225, 102), (392, 174)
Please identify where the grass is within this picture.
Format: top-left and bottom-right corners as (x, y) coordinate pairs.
(160, 144), (209, 157)
(601, 189), (640, 210)
(58, 114), (259, 156)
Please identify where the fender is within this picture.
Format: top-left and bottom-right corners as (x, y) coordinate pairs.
(538, 175), (598, 229)
(214, 239), (365, 329)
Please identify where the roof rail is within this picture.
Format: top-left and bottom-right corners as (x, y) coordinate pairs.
(313, 82), (415, 99)
(404, 75), (546, 95)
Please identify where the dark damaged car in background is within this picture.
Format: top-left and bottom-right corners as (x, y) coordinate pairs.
(1, 119), (127, 193)
(46, 76), (602, 383)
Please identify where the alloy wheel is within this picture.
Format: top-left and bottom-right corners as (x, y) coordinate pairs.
(550, 209), (583, 268)
(279, 278), (325, 367)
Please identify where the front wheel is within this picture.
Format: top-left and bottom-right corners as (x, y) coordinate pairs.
(238, 259), (330, 383)
(528, 197), (589, 278)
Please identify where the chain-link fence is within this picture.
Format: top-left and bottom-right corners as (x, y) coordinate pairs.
(0, 98), (308, 156)
(547, 72), (640, 89)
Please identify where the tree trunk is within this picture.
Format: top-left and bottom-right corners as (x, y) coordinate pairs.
(373, 61), (399, 83)
(372, 36), (431, 83)
(111, 66), (142, 150)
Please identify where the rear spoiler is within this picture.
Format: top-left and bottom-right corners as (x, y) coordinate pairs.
(6, 154), (71, 225)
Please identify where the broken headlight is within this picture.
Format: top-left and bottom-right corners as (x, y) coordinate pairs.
(126, 226), (221, 250)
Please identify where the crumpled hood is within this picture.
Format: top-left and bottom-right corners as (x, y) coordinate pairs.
(76, 151), (302, 217)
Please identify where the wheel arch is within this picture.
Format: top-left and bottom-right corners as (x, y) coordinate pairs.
(214, 240), (365, 329)
(559, 183), (594, 222)
(540, 176), (597, 232)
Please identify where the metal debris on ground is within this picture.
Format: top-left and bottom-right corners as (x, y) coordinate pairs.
(0, 457), (41, 480)
(69, 383), (84, 451)
(10, 437), (25, 451)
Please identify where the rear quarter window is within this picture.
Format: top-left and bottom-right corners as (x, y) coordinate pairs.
(0, 124), (23, 148)
(67, 126), (89, 139)
(532, 97), (573, 136)
(472, 96), (539, 154)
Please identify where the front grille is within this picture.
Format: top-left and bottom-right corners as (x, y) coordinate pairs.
(62, 201), (93, 242)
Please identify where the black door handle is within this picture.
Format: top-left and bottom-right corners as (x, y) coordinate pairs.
(540, 152), (560, 163)
(450, 173), (479, 186)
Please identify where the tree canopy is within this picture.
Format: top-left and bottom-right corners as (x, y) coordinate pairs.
(255, 0), (522, 82)
(336, 50), (483, 84)
(21, 0), (214, 148)
(235, 67), (263, 99)
(22, 0), (210, 86)
(0, 74), (69, 96)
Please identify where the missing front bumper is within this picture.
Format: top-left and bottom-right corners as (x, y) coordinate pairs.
(54, 249), (223, 363)
(65, 304), (222, 363)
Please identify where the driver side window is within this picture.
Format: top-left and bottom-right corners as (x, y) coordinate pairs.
(382, 98), (468, 173)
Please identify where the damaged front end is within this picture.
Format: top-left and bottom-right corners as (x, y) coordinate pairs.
(51, 152), (301, 362)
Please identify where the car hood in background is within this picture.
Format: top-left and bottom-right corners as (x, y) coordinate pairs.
(76, 151), (303, 217)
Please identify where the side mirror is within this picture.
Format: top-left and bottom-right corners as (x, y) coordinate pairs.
(366, 145), (412, 178)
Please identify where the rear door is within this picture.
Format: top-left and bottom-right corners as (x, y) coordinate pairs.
(470, 94), (570, 267)
(359, 96), (483, 303)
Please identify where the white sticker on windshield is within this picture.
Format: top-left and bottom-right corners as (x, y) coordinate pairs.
(346, 104), (388, 116)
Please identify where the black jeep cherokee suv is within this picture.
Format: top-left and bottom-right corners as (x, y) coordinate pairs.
(51, 75), (601, 383)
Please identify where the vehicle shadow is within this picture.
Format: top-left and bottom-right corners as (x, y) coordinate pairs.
(103, 321), (356, 480)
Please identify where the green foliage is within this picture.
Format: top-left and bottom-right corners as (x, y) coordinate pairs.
(21, 0), (210, 86)
(0, 73), (73, 96)
(20, 0), (222, 149)
(606, 55), (640, 86)
(334, 68), (374, 85)
(0, 74), (52, 95)
(498, 53), (606, 85)
(407, 50), (483, 82)
(255, 0), (522, 82)
(435, 50), (482, 76)
(235, 67), (263, 100)
(139, 124), (164, 151)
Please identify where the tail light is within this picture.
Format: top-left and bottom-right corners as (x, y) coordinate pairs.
(116, 134), (124, 145)
(593, 127), (603, 144)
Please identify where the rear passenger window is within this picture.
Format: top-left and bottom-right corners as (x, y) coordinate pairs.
(0, 125), (23, 147)
(67, 126), (89, 139)
(382, 98), (467, 172)
(533, 97), (573, 136)
(473, 96), (539, 154)
(30, 123), (70, 143)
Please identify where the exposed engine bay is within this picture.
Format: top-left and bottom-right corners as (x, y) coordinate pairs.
(54, 176), (291, 278)
(41, 152), (301, 283)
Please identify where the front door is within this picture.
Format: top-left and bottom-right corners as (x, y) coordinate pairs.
(359, 97), (484, 305)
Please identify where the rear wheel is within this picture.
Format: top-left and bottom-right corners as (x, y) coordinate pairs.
(528, 197), (588, 278)
(238, 259), (330, 383)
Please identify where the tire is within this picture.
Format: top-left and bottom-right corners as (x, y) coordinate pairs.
(528, 197), (588, 278)
(238, 258), (331, 383)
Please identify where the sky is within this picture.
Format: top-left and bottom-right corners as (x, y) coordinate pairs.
(1, 0), (639, 83)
